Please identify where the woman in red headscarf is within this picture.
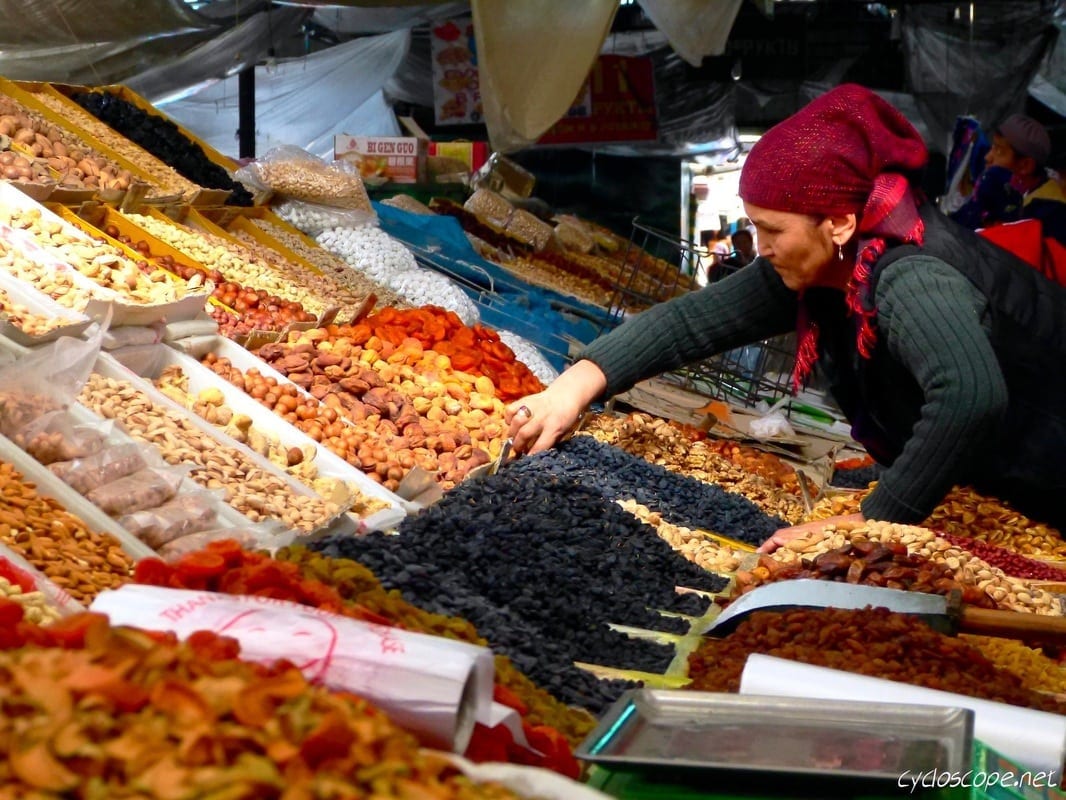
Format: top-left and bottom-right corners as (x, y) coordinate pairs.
(506, 84), (1066, 543)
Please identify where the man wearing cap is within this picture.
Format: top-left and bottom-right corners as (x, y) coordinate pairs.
(992, 113), (1066, 245)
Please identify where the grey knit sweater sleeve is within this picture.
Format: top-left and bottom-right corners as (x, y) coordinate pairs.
(578, 259), (797, 398)
(860, 257), (1007, 523)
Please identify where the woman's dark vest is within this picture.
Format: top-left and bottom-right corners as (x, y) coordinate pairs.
(807, 204), (1066, 510)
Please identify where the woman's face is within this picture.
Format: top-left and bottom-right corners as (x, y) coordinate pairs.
(743, 202), (840, 291)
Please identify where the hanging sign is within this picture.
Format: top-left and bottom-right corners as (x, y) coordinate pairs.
(431, 17), (482, 125)
(537, 55), (658, 145)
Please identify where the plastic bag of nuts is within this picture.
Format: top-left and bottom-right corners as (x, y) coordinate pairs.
(235, 145), (375, 217)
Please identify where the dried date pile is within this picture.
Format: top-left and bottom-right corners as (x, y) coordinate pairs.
(734, 540), (995, 608)
(687, 607), (1066, 714)
(506, 436), (786, 546)
(312, 469), (727, 713)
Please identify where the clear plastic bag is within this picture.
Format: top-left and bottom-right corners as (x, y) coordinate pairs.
(49, 442), (148, 495)
(119, 493), (219, 549)
(17, 412), (109, 465)
(156, 521), (295, 561)
(234, 146), (375, 214)
(0, 312), (107, 441)
(86, 466), (187, 516)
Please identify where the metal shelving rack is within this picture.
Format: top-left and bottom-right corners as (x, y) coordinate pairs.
(601, 217), (796, 409)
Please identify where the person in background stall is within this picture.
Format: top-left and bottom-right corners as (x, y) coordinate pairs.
(722, 227), (757, 269)
(948, 130), (1022, 232)
(990, 114), (1066, 246)
(505, 84), (1066, 542)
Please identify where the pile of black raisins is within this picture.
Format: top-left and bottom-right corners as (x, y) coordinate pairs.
(508, 436), (786, 546)
(313, 470), (727, 713)
(72, 91), (253, 205)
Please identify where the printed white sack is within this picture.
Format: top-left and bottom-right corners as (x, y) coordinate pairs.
(91, 584), (498, 752)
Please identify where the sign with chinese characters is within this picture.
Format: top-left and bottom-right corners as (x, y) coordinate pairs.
(431, 17), (482, 125)
(538, 55), (657, 145)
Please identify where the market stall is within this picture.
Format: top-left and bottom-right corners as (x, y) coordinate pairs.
(0, 77), (1063, 799)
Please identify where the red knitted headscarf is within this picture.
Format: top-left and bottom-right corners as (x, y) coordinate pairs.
(738, 84), (929, 391)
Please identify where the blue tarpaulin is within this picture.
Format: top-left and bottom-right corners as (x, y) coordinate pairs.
(374, 202), (612, 372)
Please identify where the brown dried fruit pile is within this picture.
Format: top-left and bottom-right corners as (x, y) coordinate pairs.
(687, 607), (1066, 714)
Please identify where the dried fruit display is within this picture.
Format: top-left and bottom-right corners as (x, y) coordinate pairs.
(0, 94), (135, 191)
(618, 498), (745, 575)
(0, 281), (76, 336)
(769, 521), (1063, 615)
(736, 540), (996, 609)
(103, 222), (314, 337)
(79, 373), (341, 534)
(0, 234), (93, 311)
(0, 605), (527, 797)
(153, 364), (390, 519)
(125, 212), (363, 320)
(247, 216), (407, 309)
(278, 547), (598, 747)
(686, 606), (1066, 714)
(507, 436), (786, 547)
(0, 207), (190, 305)
(248, 326), (506, 489)
(26, 88), (200, 199)
(937, 532), (1066, 581)
(132, 540), (582, 776)
(71, 89), (253, 204)
(807, 486), (1066, 559)
(0, 460), (134, 604)
(312, 464), (726, 713)
(961, 634), (1066, 696)
(581, 412), (805, 523)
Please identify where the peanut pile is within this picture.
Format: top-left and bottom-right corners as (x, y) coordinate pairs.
(582, 413), (805, 524)
(252, 157), (373, 210)
(0, 461), (134, 604)
(79, 374), (342, 534)
(0, 576), (61, 624)
(126, 212), (367, 322)
(153, 364), (389, 519)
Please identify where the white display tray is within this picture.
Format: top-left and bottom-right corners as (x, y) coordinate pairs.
(91, 352), (359, 541)
(149, 344), (407, 533)
(0, 182), (209, 326)
(170, 334), (420, 516)
(0, 267), (92, 346)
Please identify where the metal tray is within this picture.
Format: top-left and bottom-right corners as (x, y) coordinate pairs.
(578, 690), (973, 783)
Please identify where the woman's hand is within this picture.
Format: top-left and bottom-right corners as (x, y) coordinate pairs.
(756, 513), (866, 553)
(506, 360), (608, 455)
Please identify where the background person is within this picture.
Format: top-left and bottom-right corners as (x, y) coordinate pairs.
(506, 84), (1066, 545)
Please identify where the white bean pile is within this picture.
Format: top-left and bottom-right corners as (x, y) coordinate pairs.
(315, 225), (419, 283)
(274, 199), (376, 236)
(386, 268), (480, 326)
(497, 330), (559, 385)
